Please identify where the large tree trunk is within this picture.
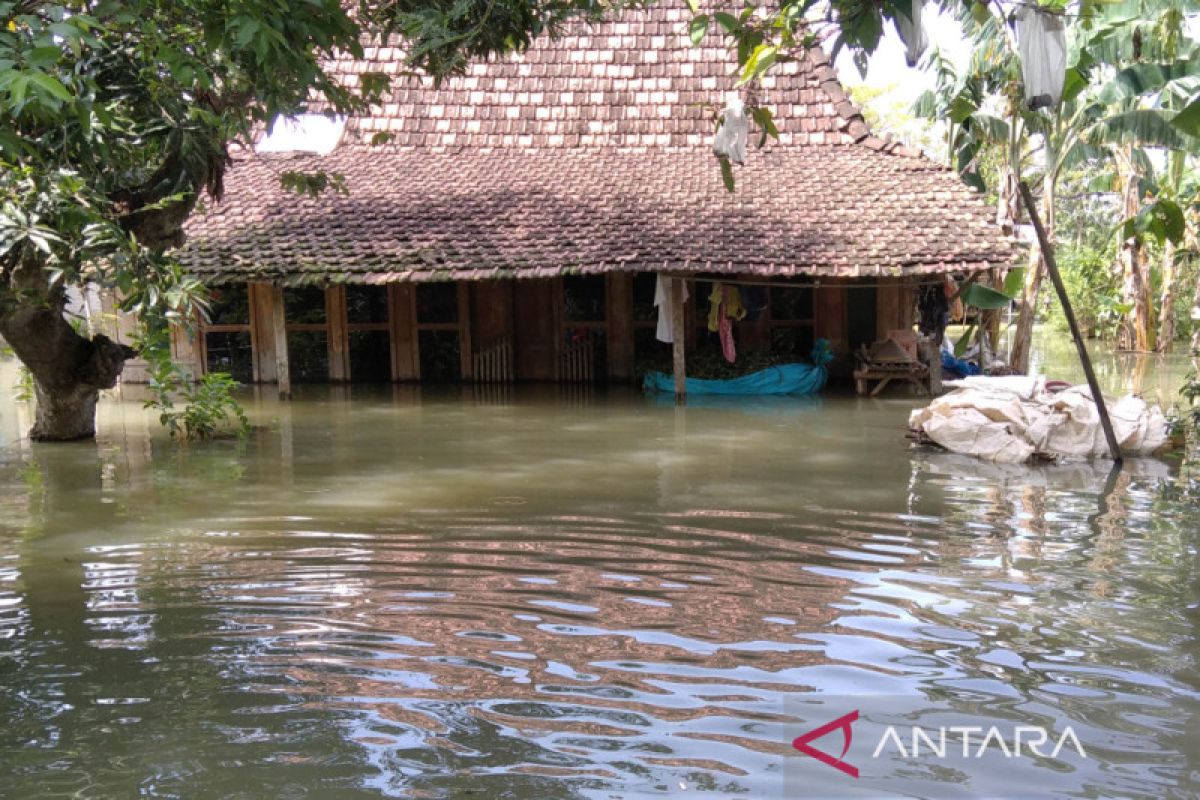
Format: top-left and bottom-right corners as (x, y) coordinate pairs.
(0, 302), (133, 441)
(1157, 239), (1177, 353)
(1009, 174), (1055, 374)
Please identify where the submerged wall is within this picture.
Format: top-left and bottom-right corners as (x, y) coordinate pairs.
(155, 275), (916, 386)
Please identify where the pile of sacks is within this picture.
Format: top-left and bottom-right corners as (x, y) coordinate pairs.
(908, 376), (1170, 463)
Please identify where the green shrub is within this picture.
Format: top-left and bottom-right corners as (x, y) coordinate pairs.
(139, 325), (249, 441)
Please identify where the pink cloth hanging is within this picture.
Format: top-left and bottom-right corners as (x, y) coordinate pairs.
(719, 286), (736, 363)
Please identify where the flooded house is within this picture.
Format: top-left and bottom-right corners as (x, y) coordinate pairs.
(166, 6), (1014, 394)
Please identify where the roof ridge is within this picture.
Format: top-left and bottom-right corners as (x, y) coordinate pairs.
(802, 45), (939, 162)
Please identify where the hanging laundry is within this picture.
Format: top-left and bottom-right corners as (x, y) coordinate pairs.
(918, 282), (950, 344)
(706, 282), (746, 331)
(1015, 7), (1067, 109)
(894, 1), (928, 68)
(707, 283), (745, 363)
(654, 274), (689, 343)
(742, 285), (769, 321)
(712, 94), (748, 164)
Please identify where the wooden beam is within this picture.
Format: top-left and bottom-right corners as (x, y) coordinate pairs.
(1019, 181), (1121, 463)
(671, 277), (686, 403)
(271, 285), (292, 400)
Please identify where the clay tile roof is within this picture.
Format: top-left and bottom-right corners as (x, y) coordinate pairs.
(180, 5), (1015, 284)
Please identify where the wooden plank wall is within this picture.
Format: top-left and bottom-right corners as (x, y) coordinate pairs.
(606, 274), (634, 381)
(206, 276), (919, 387)
(471, 281), (513, 352)
(815, 284), (848, 357)
(514, 279), (558, 381)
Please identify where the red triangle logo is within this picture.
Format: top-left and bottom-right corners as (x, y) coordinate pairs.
(792, 710), (860, 778)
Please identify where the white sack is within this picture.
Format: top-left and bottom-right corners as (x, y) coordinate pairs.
(712, 95), (748, 163)
(895, 1), (929, 68)
(1015, 7), (1067, 109)
(911, 384), (1169, 463)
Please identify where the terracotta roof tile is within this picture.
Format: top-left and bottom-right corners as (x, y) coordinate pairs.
(181, 5), (1015, 283)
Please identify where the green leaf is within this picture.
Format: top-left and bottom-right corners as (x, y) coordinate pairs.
(960, 283), (1014, 310)
(949, 96), (977, 124)
(1085, 109), (1195, 150)
(684, 0), (701, 15)
(714, 12), (739, 33)
(688, 15), (709, 46)
(750, 106), (779, 148)
(1172, 95), (1200, 137)
(738, 44), (776, 85)
(718, 156), (735, 192)
(1061, 67), (1088, 104)
(1002, 268), (1025, 299)
(954, 324), (976, 358)
(28, 71), (72, 102)
(27, 46), (62, 68)
(1096, 56), (1200, 105)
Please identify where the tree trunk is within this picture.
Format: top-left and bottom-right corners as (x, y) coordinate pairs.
(1009, 174), (1055, 374)
(1157, 239), (1177, 353)
(0, 302), (133, 441)
(1117, 148), (1154, 352)
(1191, 270), (1200, 354)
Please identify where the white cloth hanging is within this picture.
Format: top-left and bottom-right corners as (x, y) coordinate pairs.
(654, 275), (689, 343)
(895, 1), (928, 67)
(712, 94), (748, 164)
(1015, 7), (1067, 109)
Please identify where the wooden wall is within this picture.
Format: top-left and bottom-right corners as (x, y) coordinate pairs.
(170, 275), (918, 387)
(513, 279), (558, 381)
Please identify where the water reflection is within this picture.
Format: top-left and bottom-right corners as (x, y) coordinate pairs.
(0, 349), (1197, 798)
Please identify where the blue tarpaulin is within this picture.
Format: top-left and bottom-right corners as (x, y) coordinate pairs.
(941, 350), (982, 379)
(643, 340), (833, 396)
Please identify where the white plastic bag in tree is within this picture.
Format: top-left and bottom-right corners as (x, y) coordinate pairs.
(895, 1), (928, 68)
(712, 94), (748, 164)
(1015, 6), (1067, 109)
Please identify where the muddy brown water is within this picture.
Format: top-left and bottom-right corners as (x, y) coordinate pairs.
(0, 338), (1197, 798)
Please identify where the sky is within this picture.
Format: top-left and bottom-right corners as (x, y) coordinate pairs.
(834, 8), (971, 101)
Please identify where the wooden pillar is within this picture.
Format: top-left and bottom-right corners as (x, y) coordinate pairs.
(249, 282), (277, 383)
(457, 282), (473, 381)
(389, 284), (419, 380)
(271, 285), (291, 400)
(170, 321), (203, 381)
(607, 273), (634, 381)
(920, 336), (942, 395)
(671, 277), (686, 403)
(326, 284), (349, 382)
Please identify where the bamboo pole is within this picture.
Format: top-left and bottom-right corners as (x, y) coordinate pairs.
(671, 277), (687, 404)
(1018, 181), (1121, 463)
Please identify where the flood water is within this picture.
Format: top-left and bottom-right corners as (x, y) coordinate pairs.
(0, 338), (1198, 798)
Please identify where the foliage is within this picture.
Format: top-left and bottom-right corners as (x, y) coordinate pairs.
(140, 324), (248, 441)
(1181, 370), (1200, 450)
(12, 364), (32, 402)
(1045, 243), (1126, 338)
(0, 0), (629, 436)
